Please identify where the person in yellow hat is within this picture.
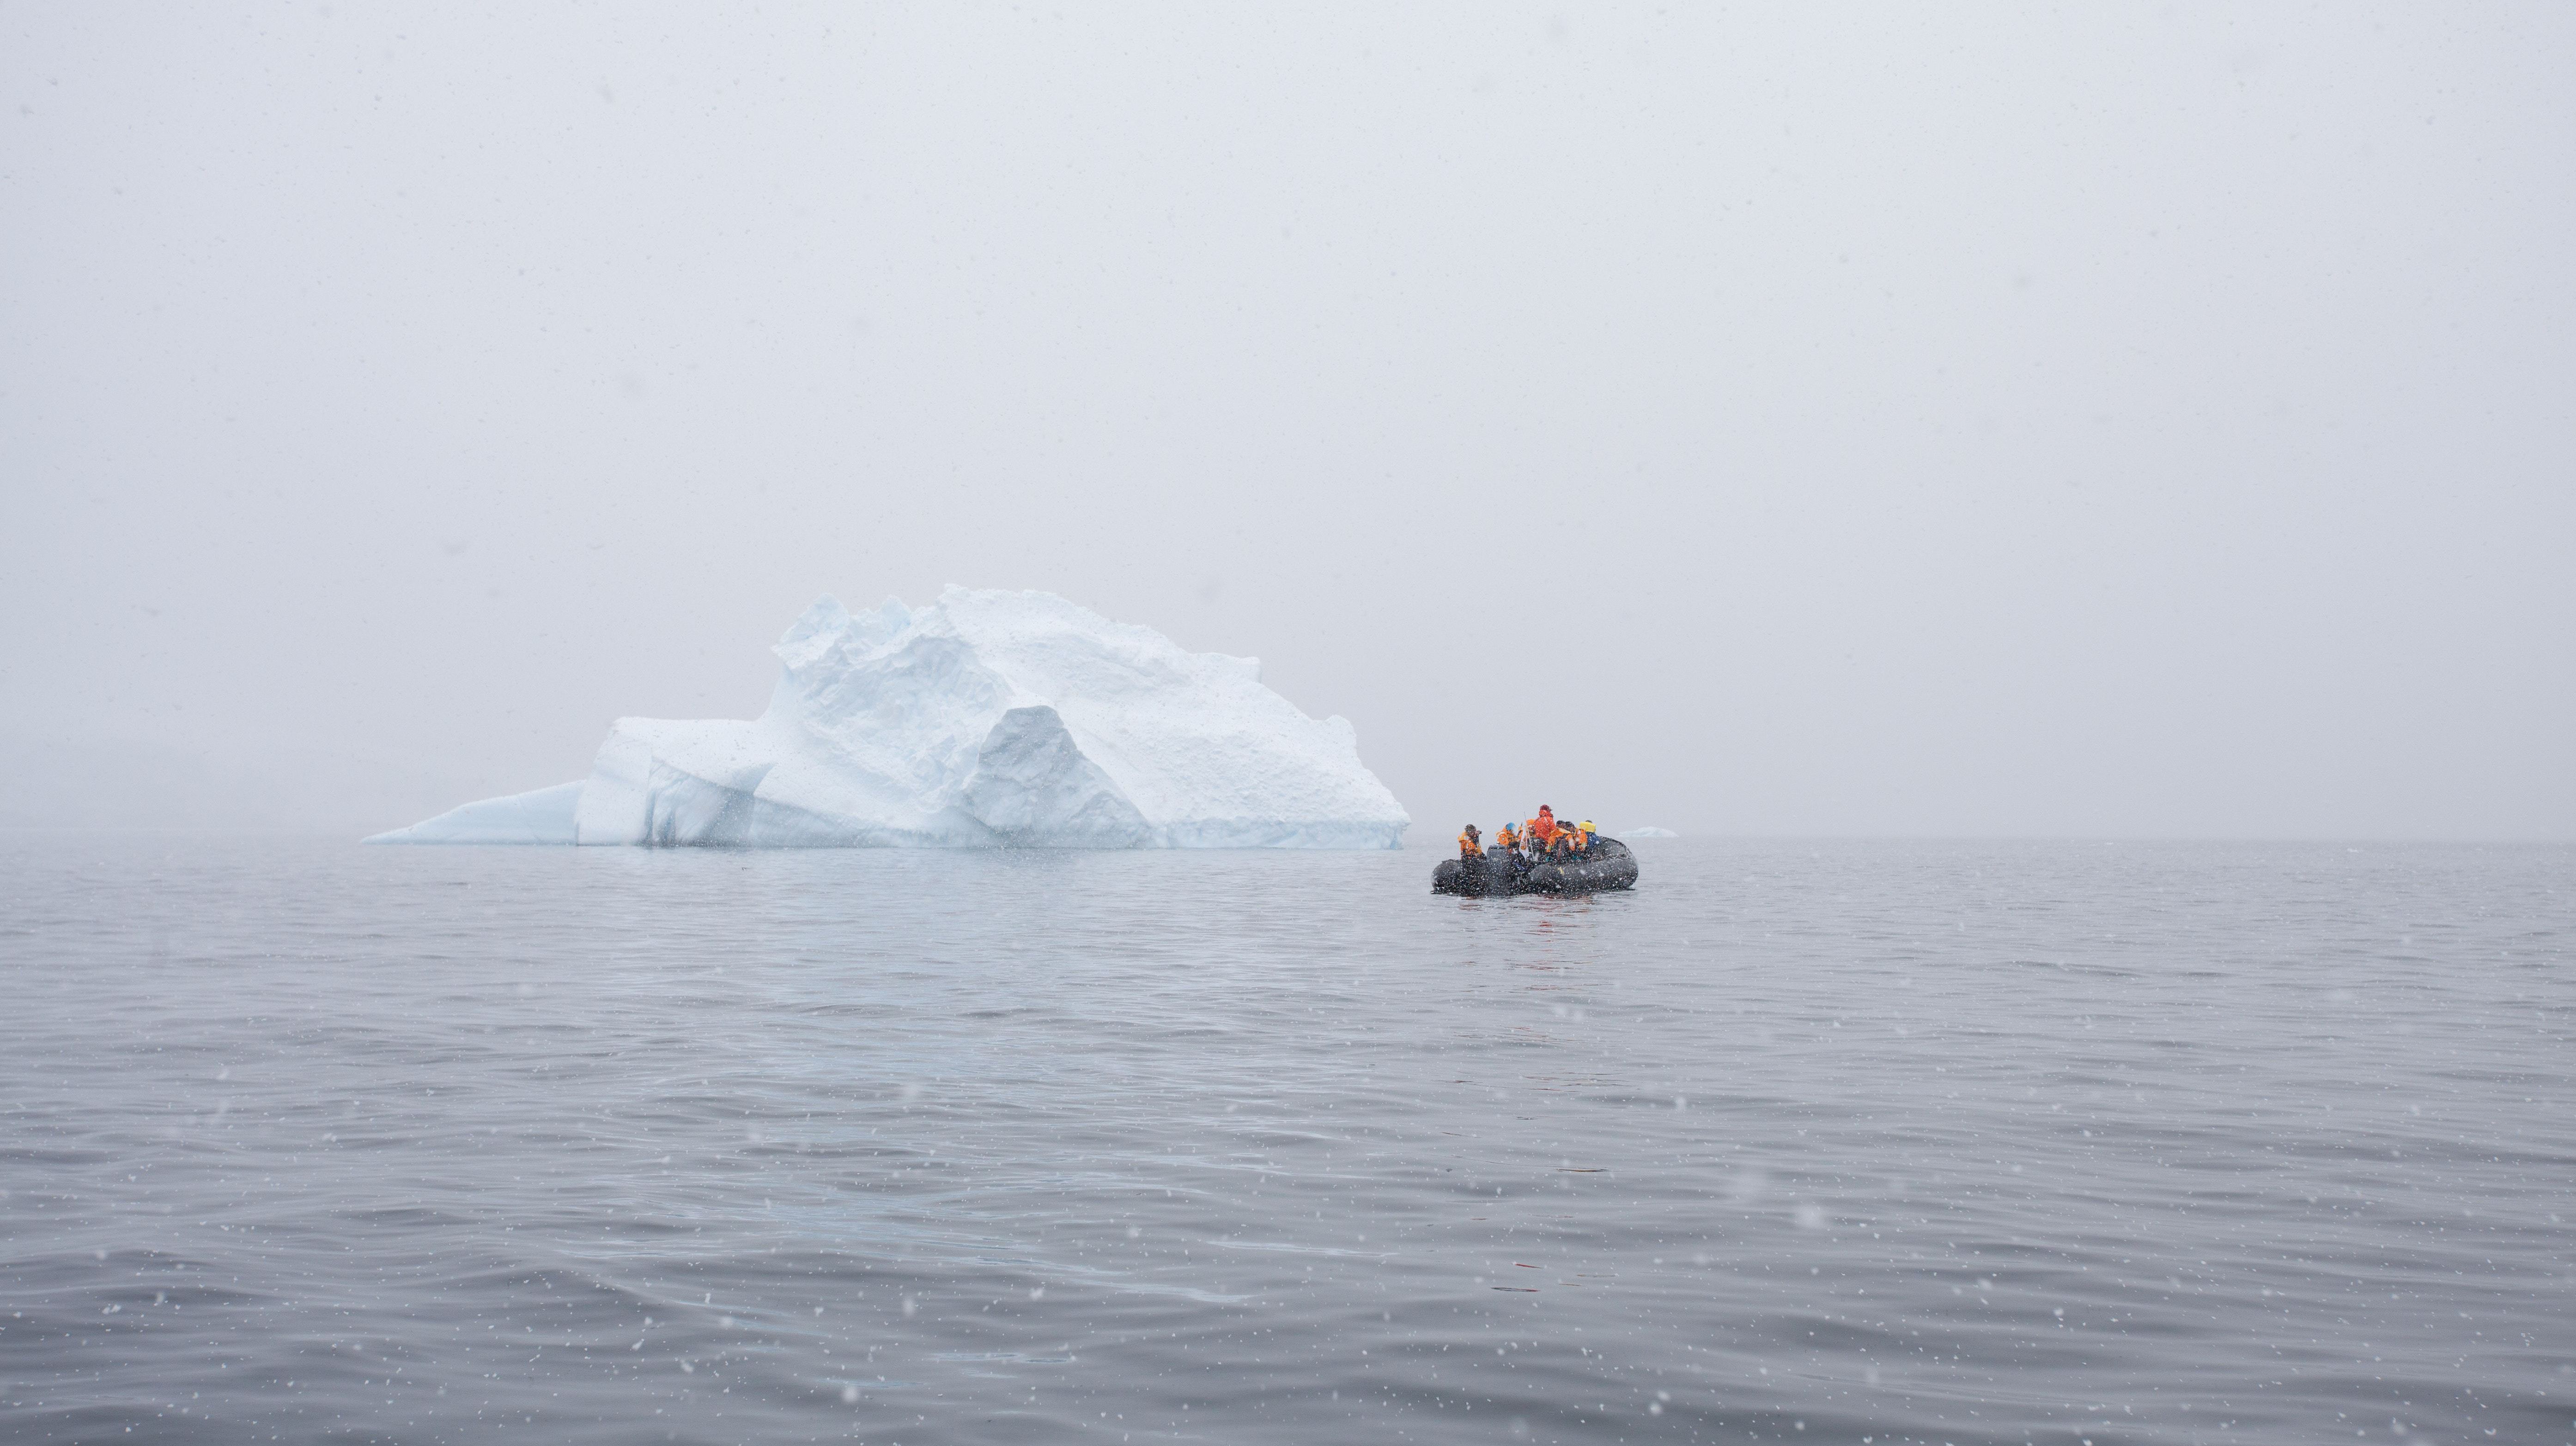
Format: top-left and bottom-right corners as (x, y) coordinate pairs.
(1577, 820), (1598, 856)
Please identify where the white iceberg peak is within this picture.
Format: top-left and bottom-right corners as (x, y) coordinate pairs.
(371, 588), (1409, 849)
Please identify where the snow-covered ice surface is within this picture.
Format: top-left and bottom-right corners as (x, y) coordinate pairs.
(375, 781), (584, 845)
(371, 588), (1409, 848)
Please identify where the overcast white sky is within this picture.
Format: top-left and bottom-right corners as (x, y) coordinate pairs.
(4, 3), (2570, 839)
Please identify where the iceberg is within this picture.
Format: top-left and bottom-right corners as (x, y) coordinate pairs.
(379, 781), (586, 844)
(1624, 825), (1679, 838)
(370, 588), (1410, 849)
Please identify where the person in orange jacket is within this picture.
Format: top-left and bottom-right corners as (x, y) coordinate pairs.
(1457, 823), (1483, 860)
(1497, 821), (1520, 854)
(1533, 805), (1557, 846)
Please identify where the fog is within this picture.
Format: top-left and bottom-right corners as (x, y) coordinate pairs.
(4, 4), (2569, 840)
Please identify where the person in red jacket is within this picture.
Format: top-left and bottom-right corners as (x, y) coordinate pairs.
(1533, 805), (1556, 847)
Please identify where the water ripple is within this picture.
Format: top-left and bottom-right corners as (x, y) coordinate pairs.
(1, 836), (2570, 1443)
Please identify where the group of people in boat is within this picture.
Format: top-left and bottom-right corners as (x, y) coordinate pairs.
(1457, 804), (1598, 870)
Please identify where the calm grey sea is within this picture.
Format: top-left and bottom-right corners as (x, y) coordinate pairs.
(1, 836), (2570, 1446)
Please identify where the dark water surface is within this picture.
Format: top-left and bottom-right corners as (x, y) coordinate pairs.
(2, 836), (2570, 1445)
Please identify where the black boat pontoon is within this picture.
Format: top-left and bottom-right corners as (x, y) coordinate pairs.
(1432, 837), (1639, 897)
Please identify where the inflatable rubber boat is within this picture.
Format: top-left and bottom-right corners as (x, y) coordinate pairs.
(1432, 837), (1639, 897)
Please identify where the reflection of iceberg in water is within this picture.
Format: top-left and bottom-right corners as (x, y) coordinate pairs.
(371, 588), (1410, 849)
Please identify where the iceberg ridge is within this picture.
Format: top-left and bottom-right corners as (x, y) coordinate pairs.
(370, 588), (1410, 849)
